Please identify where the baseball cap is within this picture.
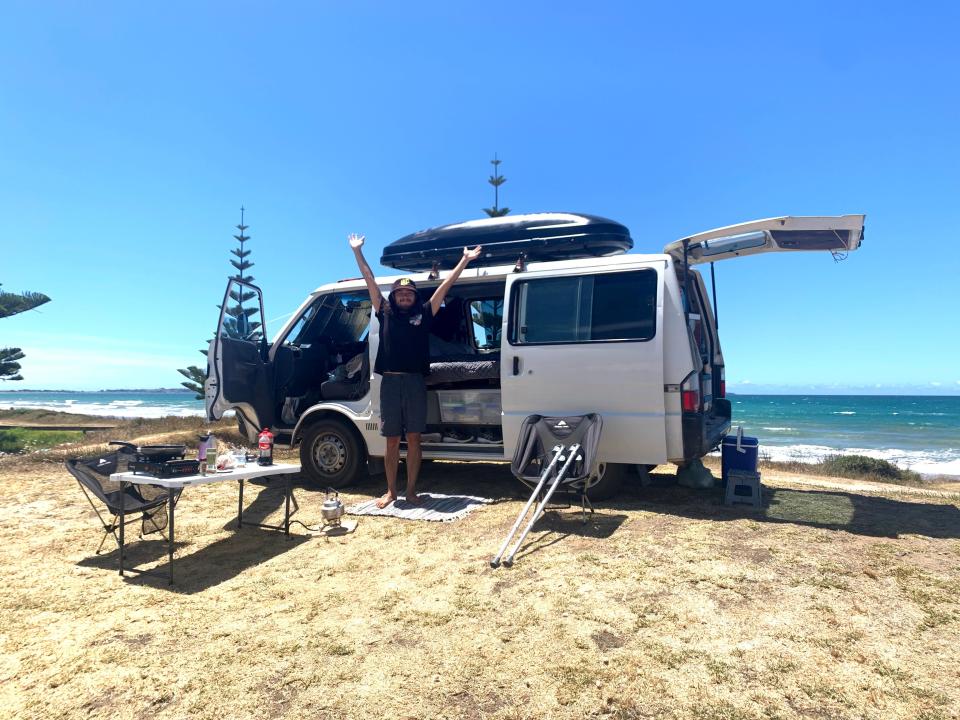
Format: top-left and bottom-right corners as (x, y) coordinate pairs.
(391, 278), (418, 293)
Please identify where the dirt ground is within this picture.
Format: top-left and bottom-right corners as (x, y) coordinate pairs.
(1, 429), (959, 720)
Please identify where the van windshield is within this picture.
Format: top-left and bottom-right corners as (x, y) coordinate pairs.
(285, 292), (372, 347)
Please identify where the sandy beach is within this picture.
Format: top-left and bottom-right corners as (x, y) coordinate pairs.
(1, 415), (958, 720)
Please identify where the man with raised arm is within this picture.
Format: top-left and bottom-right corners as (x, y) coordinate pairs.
(349, 233), (482, 508)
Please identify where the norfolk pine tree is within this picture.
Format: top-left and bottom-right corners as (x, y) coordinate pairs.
(0, 284), (51, 382)
(177, 209), (259, 399)
(482, 154), (510, 218)
(473, 155), (510, 337)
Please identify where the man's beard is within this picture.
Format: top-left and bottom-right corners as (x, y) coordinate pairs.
(389, 294), (418, 316)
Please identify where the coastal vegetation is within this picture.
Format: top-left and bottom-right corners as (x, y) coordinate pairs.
(758, 454), (924, 485)
(819, 454), (923, 483)
(0, 427), (84, 453)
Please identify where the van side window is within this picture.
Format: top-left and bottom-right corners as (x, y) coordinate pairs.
(510, 269), (657, 344)
(221, 285), (265, 342)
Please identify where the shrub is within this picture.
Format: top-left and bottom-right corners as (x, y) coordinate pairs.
(818, 454), (921, 484)
(0, 428), (84, 454)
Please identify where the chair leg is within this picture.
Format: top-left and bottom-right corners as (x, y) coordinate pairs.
(580, 492), (594, 525)
(96, 519), (118, 555)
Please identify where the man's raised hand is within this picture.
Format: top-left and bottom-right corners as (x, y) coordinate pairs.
(349, 233), (366, 249)
(463, 245), (482, 262)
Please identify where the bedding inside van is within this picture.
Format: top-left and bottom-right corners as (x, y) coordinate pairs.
(427, 357), (500, 386)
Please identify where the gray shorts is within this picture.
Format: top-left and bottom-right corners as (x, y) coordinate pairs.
(379, 373), (427, 437)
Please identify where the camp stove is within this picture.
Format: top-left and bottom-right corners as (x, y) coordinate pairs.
(109, 441), (200, 478)
(129, 459), (201, 478)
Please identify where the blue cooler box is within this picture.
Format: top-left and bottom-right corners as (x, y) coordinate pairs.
(721, 429), (759, 486)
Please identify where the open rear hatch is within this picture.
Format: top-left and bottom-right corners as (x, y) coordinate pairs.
(664, 214), (864, 265)
(665, 215), (864, 460)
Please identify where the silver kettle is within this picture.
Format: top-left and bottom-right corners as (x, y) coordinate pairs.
(321, 488), (345, 524)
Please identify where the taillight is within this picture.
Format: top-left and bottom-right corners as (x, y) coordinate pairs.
(682, 389), (700, 413)
(719, 368), (726, 398)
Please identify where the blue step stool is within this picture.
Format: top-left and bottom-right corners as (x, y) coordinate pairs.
(724, 469), (763, 509)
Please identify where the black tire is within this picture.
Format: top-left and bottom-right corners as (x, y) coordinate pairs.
(586, 462), (627, 501)
(299, 419), (366, 489)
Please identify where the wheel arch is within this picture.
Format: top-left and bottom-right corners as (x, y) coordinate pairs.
(292, 407), (369, 457)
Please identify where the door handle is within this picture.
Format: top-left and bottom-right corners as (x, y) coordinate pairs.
(512, 356), (520, 376)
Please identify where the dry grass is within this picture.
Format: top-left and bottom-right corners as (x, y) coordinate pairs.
(1, 417), (959, 720)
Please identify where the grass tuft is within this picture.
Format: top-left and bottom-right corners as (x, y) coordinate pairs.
(0, 428), (85, 453)
(756, 454), (923, 485)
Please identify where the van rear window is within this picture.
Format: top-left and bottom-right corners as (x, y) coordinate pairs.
(510, 269), (657, 345)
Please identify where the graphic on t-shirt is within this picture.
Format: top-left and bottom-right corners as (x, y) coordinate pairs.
(409, 314), (422, 326)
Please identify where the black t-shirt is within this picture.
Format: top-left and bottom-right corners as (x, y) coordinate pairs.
(374, 299), (435, 375)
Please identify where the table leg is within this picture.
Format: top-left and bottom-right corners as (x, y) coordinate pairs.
(168, 489), (175, 585)
(284, 474), (291, 538)
(119, 481), (125, 577)
(238, 478), (244, 529)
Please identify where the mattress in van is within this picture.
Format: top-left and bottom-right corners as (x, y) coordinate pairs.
(426, 359), (500, 385)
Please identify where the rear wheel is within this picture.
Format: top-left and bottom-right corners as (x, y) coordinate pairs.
(586, 462), (627, 500)
(299, 419), (366, 489)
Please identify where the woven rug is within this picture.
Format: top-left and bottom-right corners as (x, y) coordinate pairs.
(346, 493), (493, 522)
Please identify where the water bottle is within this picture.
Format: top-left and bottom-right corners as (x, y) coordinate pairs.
(257, 428), (274, 466)
(206, 435), (218, 474)
(198, 433), (211, 475)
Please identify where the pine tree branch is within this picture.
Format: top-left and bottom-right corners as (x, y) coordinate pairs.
(0, 290), (52, 319)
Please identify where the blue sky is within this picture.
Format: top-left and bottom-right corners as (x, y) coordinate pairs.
(2, 1), (958, 394)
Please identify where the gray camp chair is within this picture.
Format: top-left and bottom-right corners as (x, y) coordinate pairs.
(65, 449), (181, 554)
(491, 413), (603, 568)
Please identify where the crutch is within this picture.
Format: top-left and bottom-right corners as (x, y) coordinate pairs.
(496, 444), (582, 568)
(490, 444), (563, 568)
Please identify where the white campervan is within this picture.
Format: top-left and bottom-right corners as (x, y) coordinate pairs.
(206, 213), (863, 498)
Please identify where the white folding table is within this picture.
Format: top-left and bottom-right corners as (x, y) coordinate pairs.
(109, 463), (301, 584)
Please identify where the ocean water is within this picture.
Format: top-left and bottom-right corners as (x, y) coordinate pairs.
(727, 394), (960, 478)
(1, 391), (957, 476)
(0, 390), (205, 419)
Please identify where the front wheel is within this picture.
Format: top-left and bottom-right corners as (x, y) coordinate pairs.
(299, 420), (366, 489)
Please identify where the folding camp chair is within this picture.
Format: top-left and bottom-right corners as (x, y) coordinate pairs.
(491, 413), (603, 568)
(65, 449), (181, 554)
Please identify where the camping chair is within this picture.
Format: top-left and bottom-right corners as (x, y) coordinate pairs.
(65, 449), (181, 554)
(491, 413), (603, 568)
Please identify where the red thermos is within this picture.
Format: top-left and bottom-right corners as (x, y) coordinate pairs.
(257, 428), (274, 466)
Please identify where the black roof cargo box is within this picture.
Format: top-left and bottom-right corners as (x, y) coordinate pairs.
(380, 212), (633, 272)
